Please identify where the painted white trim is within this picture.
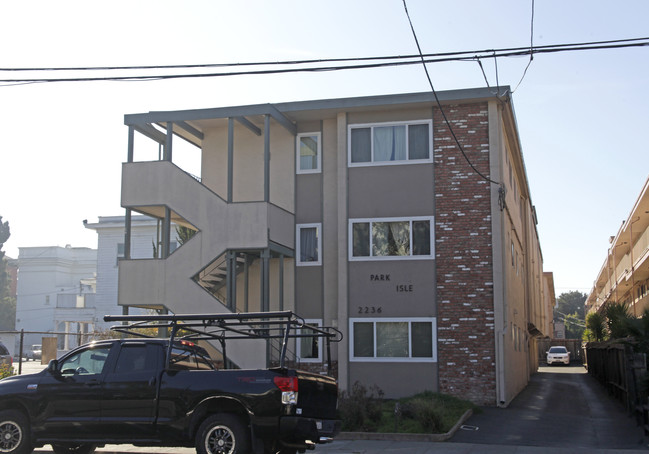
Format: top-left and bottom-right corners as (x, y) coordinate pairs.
(348, 216), (435, 261)
(296, 223), (322, 266)
(296, 132), (322, 174)
(296, 319), (323, 363)
(349, 317), (437, 362)
(347, 120), (433, 167)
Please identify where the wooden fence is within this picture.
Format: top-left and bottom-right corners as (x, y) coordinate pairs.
(585, 342), (648, 434)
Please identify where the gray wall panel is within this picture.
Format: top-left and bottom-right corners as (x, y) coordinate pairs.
(348, 165), (434, 218)
(348, 261), (436, 317)
(296, 175), (323, 222)
(295, 266), (323, 318)
(348, 362), (438, 399)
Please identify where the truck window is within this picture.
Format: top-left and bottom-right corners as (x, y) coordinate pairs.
(169, 347), (214, 371)
(60, 346), (111, 376)
(115, 344), (159, 373)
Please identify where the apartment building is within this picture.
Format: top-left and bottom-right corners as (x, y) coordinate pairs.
(586, 176), (649, 316)
(118, 88), (552, 406)
(84, 215), (179, 324)
(15, 246), (97, 350)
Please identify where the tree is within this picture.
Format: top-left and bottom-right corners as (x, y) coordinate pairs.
(563, 313), (585, 340)
(604, 302), (632, 340)
(556, 291), (586, 320)
(0, 216), (16, 330)
(175, 225), (197, 245)
(584, 311), (606, 342)
(554, 291), (586, 339)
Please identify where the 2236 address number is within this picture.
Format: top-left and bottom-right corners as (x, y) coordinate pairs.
(358, 306), (382, 314)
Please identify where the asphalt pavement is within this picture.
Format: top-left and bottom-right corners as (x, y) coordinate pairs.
(18, 361), (649, 453)
(451, 364), (647, 451)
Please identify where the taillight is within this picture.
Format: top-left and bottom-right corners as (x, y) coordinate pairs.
(274, 376), (298, 392)
(274, 376), (298, 405)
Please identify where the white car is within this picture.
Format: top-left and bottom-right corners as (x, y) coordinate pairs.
(547, 346), (570, 365)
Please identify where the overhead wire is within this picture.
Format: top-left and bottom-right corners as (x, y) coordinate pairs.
(513, 0), (536, 92)
(401, 0), (502, 188)
(0, 38), (647, 84)
(1, 36), (646, 73)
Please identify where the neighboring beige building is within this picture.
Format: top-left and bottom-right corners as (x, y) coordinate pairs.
(586, 176), (649, 315)
(118, 89), (553, 406)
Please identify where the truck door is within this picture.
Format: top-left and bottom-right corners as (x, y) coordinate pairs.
(35, 344), (112, 438)
(100, 342), (164, 438)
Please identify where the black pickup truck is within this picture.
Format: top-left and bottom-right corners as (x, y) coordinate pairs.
(0, 311), (342, 454)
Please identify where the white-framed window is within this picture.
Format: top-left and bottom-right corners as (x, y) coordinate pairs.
(296, 319), (322, 363)
(116, 242), (125, 266)
(349, 317), (437, 362)
(348, 216), (434, 261)
(296, 223), (322, 266)
(297, 132), (321, 174)
(348, 120), (432, 167)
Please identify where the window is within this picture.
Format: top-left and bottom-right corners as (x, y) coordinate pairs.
(297, 223), (322, 266)
(348, 121), (432, 166)
(60, 345), (111, 376)
(349, 217), (433, 261)
(297, 132), (321, 174)
(297, 319), (322, 362)
(114, 344), (161, 373)
(350, 318), (436, 362)
(117, 242), (125, 266)
(169, 347), (215, 371)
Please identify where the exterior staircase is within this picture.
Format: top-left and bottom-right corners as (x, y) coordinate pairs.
(118, 160), (294, 368)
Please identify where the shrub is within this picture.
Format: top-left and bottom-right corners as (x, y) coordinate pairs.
(0, 363), (14, 380)
(338, 381), (384, 431)
(402, 397), (444, 433)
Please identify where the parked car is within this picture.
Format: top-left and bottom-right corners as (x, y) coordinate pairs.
(25, 345), (42, 361)
(0, 341), (11, 367)
(547, 346), (570, 365)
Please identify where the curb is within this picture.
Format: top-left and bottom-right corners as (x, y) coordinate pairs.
(335, 409), (474, 442)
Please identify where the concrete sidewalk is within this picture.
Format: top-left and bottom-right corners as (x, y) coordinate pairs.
(34, 440), (649, 454)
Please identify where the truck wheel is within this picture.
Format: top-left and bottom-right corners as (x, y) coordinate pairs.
(0, 410), (31, 454)
(51, 444), (97, 454)
(196, 413), (250, 454)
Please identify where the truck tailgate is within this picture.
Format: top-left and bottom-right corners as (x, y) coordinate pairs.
(295, 370), (338, 420)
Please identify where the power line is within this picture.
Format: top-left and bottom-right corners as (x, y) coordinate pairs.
(513, 0), (536, 92)
(0, 38), (647, 84)
(1, 36), (646, 73)
(402, 0), (501, 188)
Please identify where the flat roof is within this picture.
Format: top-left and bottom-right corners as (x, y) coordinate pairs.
(124, 86), (512, 126)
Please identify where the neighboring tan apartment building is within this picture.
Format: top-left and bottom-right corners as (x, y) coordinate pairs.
(118, 88), (552, 406)
(586, 176), (649, 316)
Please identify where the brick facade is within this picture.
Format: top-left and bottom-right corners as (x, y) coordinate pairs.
(434, 103), (497, 405)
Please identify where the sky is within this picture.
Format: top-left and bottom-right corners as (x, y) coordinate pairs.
(1, 0), (648, 297)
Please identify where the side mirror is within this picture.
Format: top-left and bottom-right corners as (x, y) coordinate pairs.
(47, 359), (59, 375)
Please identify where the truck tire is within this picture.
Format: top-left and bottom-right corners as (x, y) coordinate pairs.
(0, 410), (32, 454)
(196, 413), (250, 454)
(51, 444), (97, 454)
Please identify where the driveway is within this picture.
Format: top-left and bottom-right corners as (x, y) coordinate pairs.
(450, 364), (647, 450)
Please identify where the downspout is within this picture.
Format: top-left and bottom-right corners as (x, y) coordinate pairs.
(489, 100), (508, 407)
